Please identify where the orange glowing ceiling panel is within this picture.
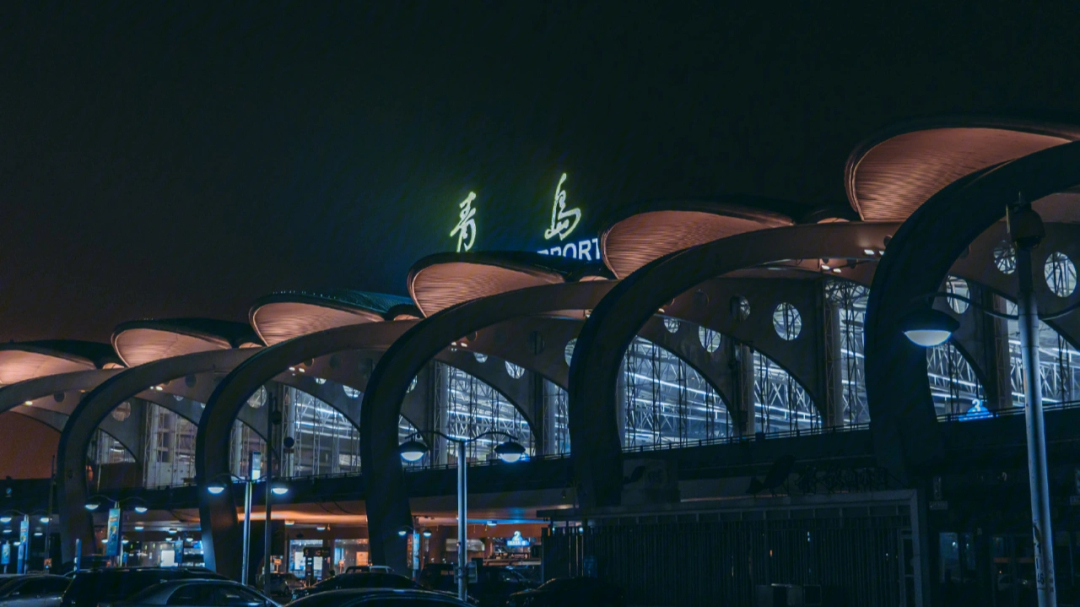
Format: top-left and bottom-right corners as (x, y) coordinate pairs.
(602, 210), (793, 279)
(0, 351), (95, 385)
(410, 262), (565, 317)
(847, 127), (1072, 222)
(113, 329), (230, 367)
(252, 302), (383, 346)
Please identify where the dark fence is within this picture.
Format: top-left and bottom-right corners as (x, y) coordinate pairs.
(543, 511), (911, 607)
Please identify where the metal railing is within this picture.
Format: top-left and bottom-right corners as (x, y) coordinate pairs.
(937, 399), (1080, 423)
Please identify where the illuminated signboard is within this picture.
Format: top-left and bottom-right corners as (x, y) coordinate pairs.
(506, 530), (530, 547)
(450, 192), (478, 252)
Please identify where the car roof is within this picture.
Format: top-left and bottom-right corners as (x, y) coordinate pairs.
(301, 588), (464, 599)
(135, 579), (240, 588)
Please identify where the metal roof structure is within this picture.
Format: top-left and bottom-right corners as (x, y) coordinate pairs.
(407, 251), (609, 317)
(0, 340), (121, 385)
(250, 290), (416, 345)
(845, 117), (1080, 222)
(112, 318), (261, 366)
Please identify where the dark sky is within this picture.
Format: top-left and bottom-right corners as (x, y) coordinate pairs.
(2, 2), (1079, 342)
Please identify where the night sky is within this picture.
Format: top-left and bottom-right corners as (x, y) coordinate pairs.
(2, 2), (1079, 342)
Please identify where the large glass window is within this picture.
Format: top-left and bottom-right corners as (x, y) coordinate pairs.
(620, 336), (732, 449)
(438, 363), (534, 463)
(827, 280), (870, 425)
(752, 351), (819, 434)
(143, 404), (198, 488)
(282, 387), (361, 477)
(1002, 297), (1080, 407)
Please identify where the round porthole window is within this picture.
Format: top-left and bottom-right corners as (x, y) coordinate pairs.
(773, 303), (802, 341)
(111, 401), (131, 422)
(663, 318), (680, 333)
(407, 376), (418, 393)
(506, 362), (525, 379)
(1044, 252), (1077, 297)
(343, 385), (361, 399)
(474, 352), (488, 363)
(731, 296), (751, 322)
(993, 240), (1016, 275)
(946, 277), (969, 314)
(698, 327), (721, 353)
(314, 377), (327, 385)
(247, 386), (267, 408)
(564, 339), (576, 366)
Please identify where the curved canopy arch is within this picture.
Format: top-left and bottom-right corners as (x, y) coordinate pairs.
(195, 321), (414, 578)
(57, 349), (257, 563)
(568, 222), (898, 510)
(358, 281), (617, 573)
(865, 140), (1080, 477)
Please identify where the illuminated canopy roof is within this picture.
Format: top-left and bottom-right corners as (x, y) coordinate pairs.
(845, 117), (1080, 222)
(250, 290), (416, 345)
(408, 252), (611, 316)
(600, 200), (795, 278)
(0, 340), (122, 385)
(112, 318), (261, 366)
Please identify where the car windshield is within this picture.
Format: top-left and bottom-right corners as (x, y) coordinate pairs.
(0, 579), (25, 598)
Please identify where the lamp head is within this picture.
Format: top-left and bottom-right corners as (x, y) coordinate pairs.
(399, 439), (430, 463)
(206, 482), (227, 495)
(0, 516), (11, 524)
(900, 308), (959, 348)
(397, 526), (411, 537)
(133, 505), (149, 514)
(422, 528), (432, 538)
(39, 516), (50, 524)
(84, 501), (101, 512)
(494, 440), (526, 463)
(271, 482), (290, 496)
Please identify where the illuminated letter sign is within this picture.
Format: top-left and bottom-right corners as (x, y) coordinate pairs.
(544, 173), (581, 241)
(450, 192), (478, 252)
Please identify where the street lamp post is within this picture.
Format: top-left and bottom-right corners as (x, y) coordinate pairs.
(901, 198), (1057, 606)
(1009, 200), (1056, 606)
(207, 451), (263, 586)
(82, 496), (149, 568)
(399, 430), (526, 602)
(2, 509), (59, 574)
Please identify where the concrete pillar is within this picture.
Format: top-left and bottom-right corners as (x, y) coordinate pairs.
(727, 340), (756, 436)
(986, 291), (1014, 411)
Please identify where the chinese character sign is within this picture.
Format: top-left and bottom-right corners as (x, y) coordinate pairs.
(544, 173), (580, 241)
(450, 192), (478, 252)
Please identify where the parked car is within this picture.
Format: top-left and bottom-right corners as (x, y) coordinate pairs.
(114, 579), (277, 607)
(506, 577), (625, 607)
(0, 575), (70, 607)
(471, 567), (537, 607)
(59, 568), (226, 607)
(290, 573), (418, 601)
(343, 566), (392, 575)
(418, 564), (455, 593)
(259, 574), (304, 599)
(290, 588), (471, 607)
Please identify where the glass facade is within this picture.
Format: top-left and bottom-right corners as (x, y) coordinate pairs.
(621, 336), (731, 448)
(440, 362), (534, 463)
(827, 280), (870, 425)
